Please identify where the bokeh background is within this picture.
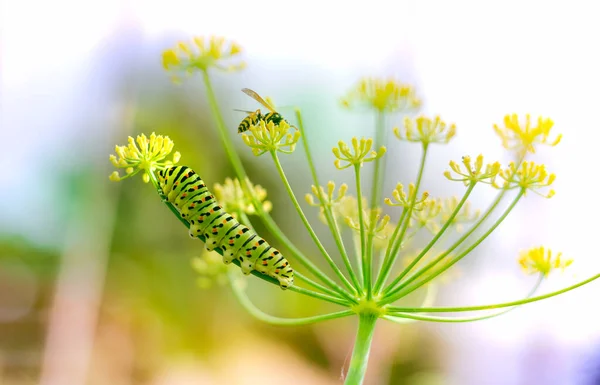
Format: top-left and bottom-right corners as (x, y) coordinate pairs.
(2, 0), (600, 384)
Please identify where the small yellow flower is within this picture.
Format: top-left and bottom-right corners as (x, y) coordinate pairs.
(394, 115), (456, 146)
(438, 197), (480, 233)
(346, 207), (390, 238)
(341, 78), (421, 112)
(372, 221), (398, 251)
(213, 177), (272, 218)
(444, 155), (501, 186)
(305, 181), (348, 208)
(384, 183), (429, 209)
(519, 246), (572, 277)
(494, 114), (561, 154)
(191, 250), (230, 289)
(162, 36), (245, 80)
(242, 120), (300, 156)
(410, 198), (442, 233)
(494, 161), (556, 198)
(330, 195), (370, 230)
(109, 132), (180, 183)
(333, 195), (359, 221)
(333, 137), (386, 169)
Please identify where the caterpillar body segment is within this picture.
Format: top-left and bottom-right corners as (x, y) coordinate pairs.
(157, 166), (294, 289)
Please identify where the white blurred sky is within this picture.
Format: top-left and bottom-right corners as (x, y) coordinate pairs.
(2, 0), (600, 383)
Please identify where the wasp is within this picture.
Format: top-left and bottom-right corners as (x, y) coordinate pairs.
(236, 88), (291, 133)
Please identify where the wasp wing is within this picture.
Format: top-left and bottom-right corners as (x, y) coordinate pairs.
(241, 88), (277, 113)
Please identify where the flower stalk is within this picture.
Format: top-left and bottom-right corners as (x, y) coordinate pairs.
(344, 313), (378, 385)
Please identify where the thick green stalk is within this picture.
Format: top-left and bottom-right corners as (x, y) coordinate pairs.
(381, 189), (524, 304)
(387, 273), (600, 313)
(296, 109), (361, 292)
(344, 313), (378, 385)
(270, 151), (356, 296)
(200, 70), (344, 294)
(382, 181), (476, 295)
(373, 145), (429, 293)
(369, 111), (386, 211)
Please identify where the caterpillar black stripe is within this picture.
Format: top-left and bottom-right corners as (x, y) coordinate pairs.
(157, 166), (294, 289)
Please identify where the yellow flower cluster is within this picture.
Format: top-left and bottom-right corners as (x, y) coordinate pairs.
(213, 177), (272, 218)
(192, 250), (230, 289)
(410, 199), (442, 232)
(495, 161), (556, 198)
(162, 36), (245, 80)
(444, 155), (501, 185)
(305, 181), (348, 208)
(518, 246), (572, 277)
(384, 183), (429, 209)
(333, 137), (386, 169)
(438, 198), (480, 233)
(242, 120), (300, 156)
(395, 115), (456, 145)
(494, 114), (561, 154)
(346, 208), (390, 238)
(341, 78), (421, 112)
(109, 133), (180, 183)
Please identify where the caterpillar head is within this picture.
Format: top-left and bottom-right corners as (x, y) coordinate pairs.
(277, 275), (293, 290)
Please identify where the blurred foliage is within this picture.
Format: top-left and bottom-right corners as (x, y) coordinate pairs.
(0, 237), (59, 382)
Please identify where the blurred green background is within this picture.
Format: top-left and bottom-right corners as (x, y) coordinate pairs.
(2, 0), (600, 384)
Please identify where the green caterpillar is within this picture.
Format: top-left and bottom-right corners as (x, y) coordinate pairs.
(157, 165), (294, 289)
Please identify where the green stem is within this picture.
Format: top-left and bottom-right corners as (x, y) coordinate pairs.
(294, 273), (355, 304)
(382, 180), (476, 295)
(344, 313), (378, 385)
(354, 165), (368, 292)
(200, 70), (343, 294)
(287, 285), (351, 306)
(384, 275), (543, 323)
(296, 109), (361, 293)
(352, 233), (364, 280)
(381, 189), (524, 304)
(365, 232), (375, 300)
(270, 151), (356, 297)
(373, 145), (429, 293)
(200, 71), (247, 183)
(229, 271), (354, 324)
(387, 273), (600, 313)
(330, 208), (362, 291)
(369, 111), (386, 211)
